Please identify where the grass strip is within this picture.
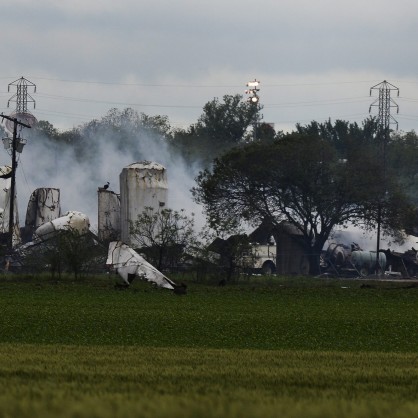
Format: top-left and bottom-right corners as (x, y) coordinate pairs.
(0, 344), (417, 418)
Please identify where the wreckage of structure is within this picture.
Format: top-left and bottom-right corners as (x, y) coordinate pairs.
(106, 241), (176, 290)
(18, 210), (92, 253)
(24, 188), (61, 241)
(97, 161), (168, 246)
(0, 161), (181, 290)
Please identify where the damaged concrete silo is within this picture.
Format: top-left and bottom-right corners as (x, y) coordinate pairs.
(97, 186), (121, 243)
(119, 161), (168, 247)
(24, 188), (61, 242)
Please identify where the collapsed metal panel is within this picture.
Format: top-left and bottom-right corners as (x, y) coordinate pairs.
(106, 241), (175, 289)
(119, 161), (168, 246)
(98, 188), (121, 242)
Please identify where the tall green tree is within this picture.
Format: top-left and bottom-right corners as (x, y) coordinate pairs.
(192, 94), (258, 160)
(296, 117), (380, 157)
(193, 132), (413, 274)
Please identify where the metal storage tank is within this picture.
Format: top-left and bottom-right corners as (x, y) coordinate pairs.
(35, 210), (90, 242)
(98, 187), (121, 242)
(119, 161), (168, 246)
(351, 250), (386, 276)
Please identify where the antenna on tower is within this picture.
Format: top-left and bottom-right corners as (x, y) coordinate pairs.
(369, 80), (399, 276)
(245, 79), (262, 141)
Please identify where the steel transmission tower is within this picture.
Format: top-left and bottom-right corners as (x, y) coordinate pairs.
(369, 80), (399, 275)
(7, 77), (36, 114)
(369, 80), (399, 135)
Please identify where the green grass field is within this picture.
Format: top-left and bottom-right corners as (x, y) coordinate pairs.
(0, 274), (417, 417)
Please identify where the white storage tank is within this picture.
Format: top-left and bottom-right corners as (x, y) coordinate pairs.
(98, 187), (121, 242)
(35, 210), (90, 242)
(119, 161), (168, 246)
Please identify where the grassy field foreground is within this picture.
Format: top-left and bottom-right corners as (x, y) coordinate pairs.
(0, 275), (417, 417)
(0, 344), (417, 418)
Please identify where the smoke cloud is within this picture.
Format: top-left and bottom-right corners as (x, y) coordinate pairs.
(8, 125), (205, 233)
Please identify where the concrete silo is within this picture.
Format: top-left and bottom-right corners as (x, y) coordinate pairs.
(24, 188), (61, 242)
(97, 187), (121, 243)
(119, 161), (168, 246)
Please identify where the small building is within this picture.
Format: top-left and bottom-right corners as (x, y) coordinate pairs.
(249, 220), (310, 275)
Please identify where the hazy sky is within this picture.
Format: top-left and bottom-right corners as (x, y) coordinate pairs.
(0, 0), (417, 133)
(0, 0), (417, 240)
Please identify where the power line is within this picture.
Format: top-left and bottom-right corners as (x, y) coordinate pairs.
(35, 91), (372, 110)
(36, 93), (202, 108)
(23, 76), (382, 88)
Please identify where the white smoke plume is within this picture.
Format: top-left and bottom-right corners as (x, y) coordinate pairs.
(7, 125), (205, 233)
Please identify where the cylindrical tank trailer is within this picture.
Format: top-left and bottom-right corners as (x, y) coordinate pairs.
(350, 250), (386, 276)
(325, 243), (386, 276)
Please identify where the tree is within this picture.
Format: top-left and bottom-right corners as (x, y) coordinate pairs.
(296, 117), (380, 157)
(256, 122), (281, 143)
(33, 120), (59, 141)
(387, 130), (418, 205)
(193, 132), (413, 274)
(192, 94), (258, 161)
(129, 207), (196, 271)
(21, 230), (106, 279)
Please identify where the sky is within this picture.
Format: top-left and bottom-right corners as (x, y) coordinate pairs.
(0, 0), (417, 245)
(0, 0), (417, 133)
